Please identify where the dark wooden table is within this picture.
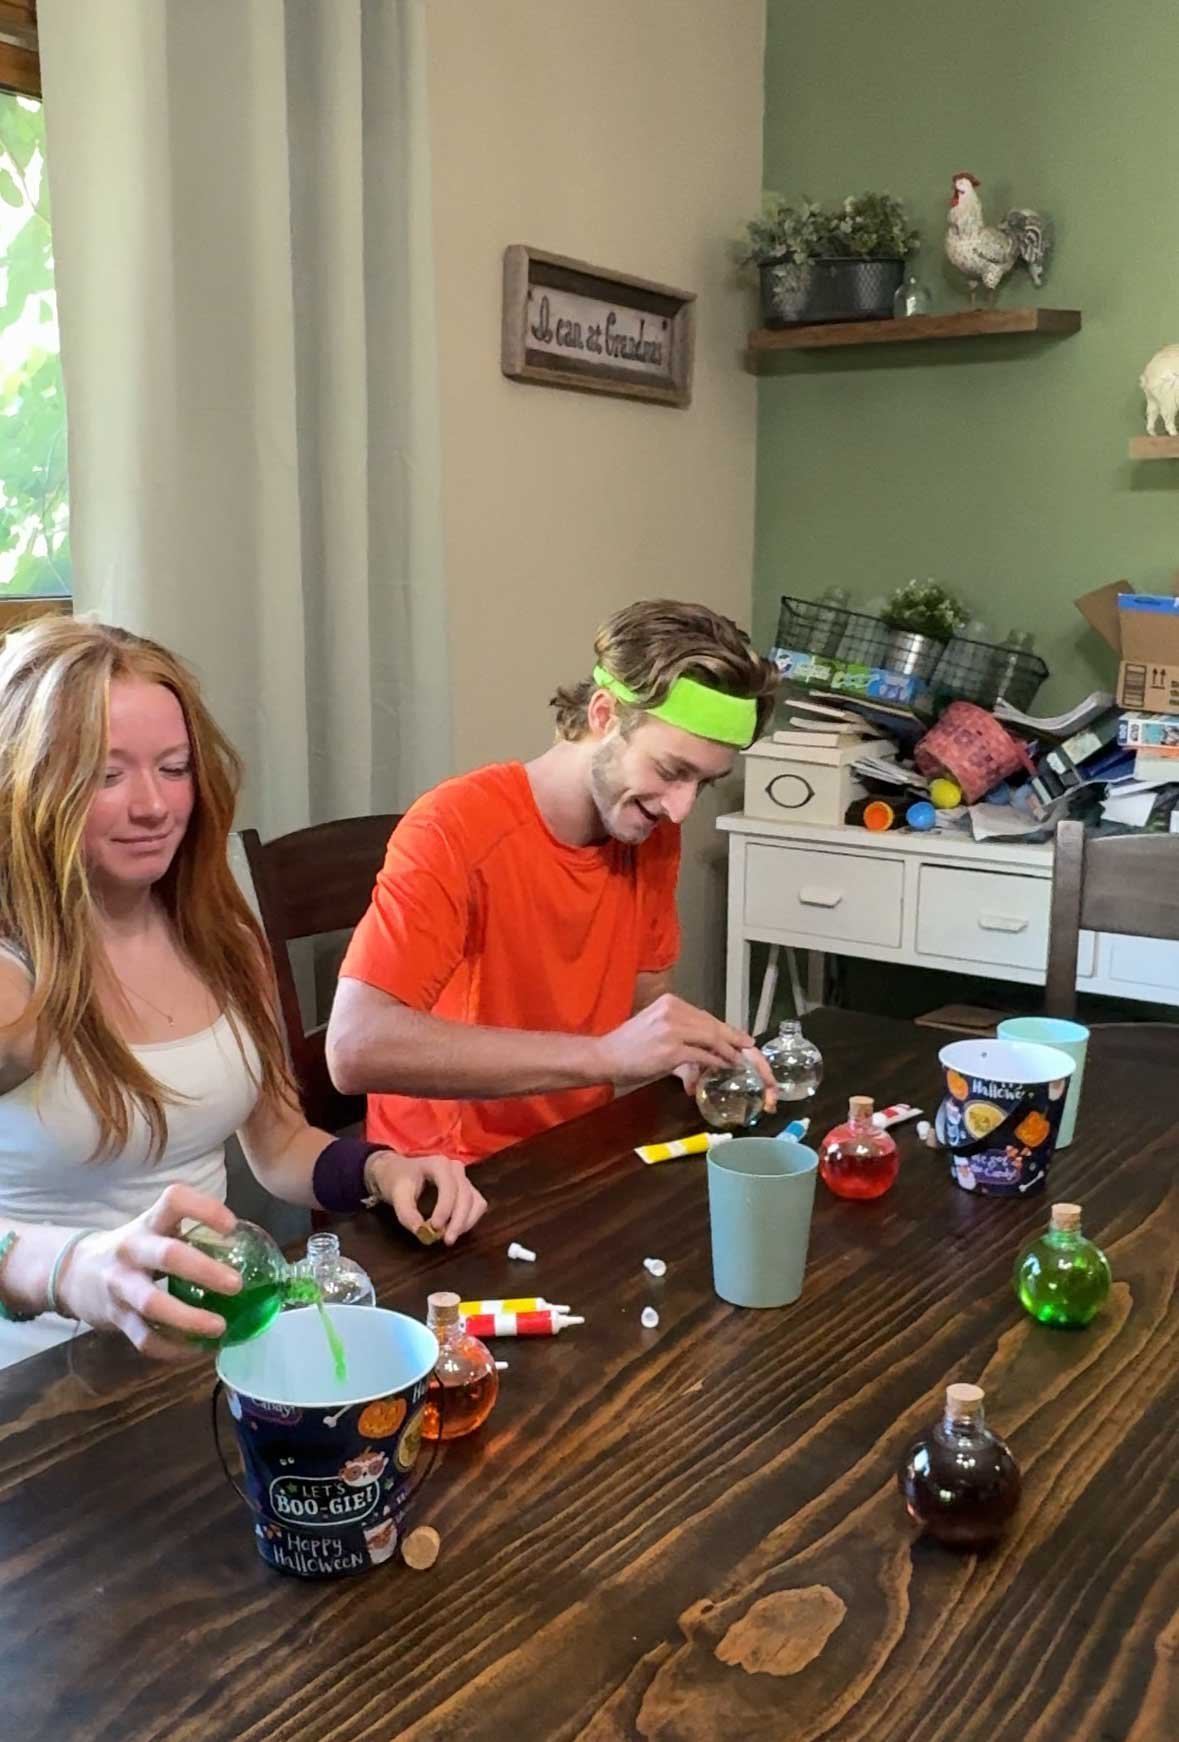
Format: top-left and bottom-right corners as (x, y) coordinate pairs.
(2, 1009), (1178, 1742)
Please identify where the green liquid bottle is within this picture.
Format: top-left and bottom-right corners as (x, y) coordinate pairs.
(169, 1218), (321, 1349)
(1014, 1202), (1111, 1328)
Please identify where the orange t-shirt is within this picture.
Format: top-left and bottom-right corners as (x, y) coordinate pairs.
(339, 762), (681, 1163)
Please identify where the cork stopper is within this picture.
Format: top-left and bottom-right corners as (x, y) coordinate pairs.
(944, 1382), (985, 1422)
(1050, 1203), (1082, 1233)
(427, 1291), (461, 1326)
(849, 1095), (875, 1120)
(402, 1525), (441, 1571)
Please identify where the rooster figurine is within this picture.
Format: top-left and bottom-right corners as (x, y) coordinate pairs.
(944, 173), (1054, 305)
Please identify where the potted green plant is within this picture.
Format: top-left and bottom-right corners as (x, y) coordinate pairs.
(879, 579), (967, 680)
(742, 192), (921, 327)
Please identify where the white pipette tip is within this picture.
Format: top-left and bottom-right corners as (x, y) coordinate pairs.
(643, 1257), (667, 1278)
(495, 1360), (509, 1371)
(640, 1307), (660, 1329)
(507, 1241), (537, 1262)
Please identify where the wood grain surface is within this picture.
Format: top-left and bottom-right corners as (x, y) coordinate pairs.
(0, 1009), (1175, 1742)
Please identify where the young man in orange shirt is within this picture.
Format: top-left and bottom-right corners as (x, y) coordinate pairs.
(326, 599), (779, 1172)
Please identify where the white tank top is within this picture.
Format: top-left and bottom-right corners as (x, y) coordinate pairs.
(0, 1011), (261, 1369)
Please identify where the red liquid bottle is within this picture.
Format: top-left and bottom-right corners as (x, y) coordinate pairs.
(818, 1095), (899, 1200)
(898, 1382), (1021, 1550)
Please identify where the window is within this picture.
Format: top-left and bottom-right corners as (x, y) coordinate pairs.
(0, 2), (69, 608)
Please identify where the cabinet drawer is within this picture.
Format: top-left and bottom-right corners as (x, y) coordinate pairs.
(916, 865), (1054, 971)
(745, 843), (903, 948)
(1104, 933), (1179, 993)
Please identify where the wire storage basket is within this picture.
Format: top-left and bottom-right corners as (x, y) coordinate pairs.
(774, 595), (1049, 711)
(932, 634), (1048, 712)
(774, 595), (941, 680)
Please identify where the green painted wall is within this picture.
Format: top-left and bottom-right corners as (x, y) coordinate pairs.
(755, 0), (1179, 711)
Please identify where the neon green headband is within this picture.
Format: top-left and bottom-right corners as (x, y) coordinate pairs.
(592, 664), (757, 748)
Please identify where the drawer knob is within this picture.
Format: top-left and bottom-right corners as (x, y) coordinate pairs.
(799, 888), (843, 909)
(978, 913), (1029, 933)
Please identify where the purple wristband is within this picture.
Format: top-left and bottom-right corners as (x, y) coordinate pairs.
(312, 1138), (388, 1213)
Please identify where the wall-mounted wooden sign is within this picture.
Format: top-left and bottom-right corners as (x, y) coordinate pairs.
(501, 245), (695, 408)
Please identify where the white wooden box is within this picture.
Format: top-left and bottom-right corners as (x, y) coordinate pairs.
(742, 739), (877, 828)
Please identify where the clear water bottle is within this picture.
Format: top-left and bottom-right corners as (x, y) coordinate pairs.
(893, 270), (932, 318)
(695, 1059), (767, 1130)
(937, 616), (995, 705)
(991, 629), (1036, 707)
(761, 1019), (823, 1100)
(838, 593), (888, 666)
(295, 1231), (376, 1307)
(809, 586), (852, 659)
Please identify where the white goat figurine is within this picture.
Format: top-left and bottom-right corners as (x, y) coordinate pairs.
(1141, 345), (1179, 437)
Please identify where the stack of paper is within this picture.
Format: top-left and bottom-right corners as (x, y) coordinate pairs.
(994, 691), (1115, 738)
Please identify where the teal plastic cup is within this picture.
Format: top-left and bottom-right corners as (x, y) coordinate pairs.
(997, 1017), (1089, 1149)
(707, 1137), (819, 1309)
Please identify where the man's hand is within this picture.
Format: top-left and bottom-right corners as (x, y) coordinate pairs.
(595, 995), (777, 1104)
(366, 1152), (487, 1248)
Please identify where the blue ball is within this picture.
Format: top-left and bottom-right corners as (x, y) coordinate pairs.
(906, 800), (937, 831)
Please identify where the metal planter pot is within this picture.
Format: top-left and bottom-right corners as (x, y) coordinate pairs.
(759, 257), (905, 328)
(879, 628), (945, 682)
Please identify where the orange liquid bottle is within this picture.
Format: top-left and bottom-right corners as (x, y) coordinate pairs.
(819, 1096), (899, 1200)
(422, 1291), (499, 1441)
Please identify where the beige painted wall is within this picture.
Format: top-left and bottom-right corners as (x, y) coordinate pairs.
(425, 0), (766, 1010)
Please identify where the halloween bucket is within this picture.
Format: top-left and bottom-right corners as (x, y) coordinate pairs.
(213, 1305), (440, 1578)
(937, 1039), (1075, 1198)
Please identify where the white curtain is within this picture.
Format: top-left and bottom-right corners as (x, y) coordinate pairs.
(37, 0), (451, 833)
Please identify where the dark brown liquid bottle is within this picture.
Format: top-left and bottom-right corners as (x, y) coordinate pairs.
(898, 1382), (1021, 1549)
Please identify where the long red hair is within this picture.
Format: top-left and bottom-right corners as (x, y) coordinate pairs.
(0, 617), (294, 1157)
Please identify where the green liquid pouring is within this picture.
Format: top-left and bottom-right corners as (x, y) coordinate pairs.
(167, 1219), (349, 1382)
(315, 1299), (349, 1385)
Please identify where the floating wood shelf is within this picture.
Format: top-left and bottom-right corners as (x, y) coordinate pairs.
(1129, 435), (1179, 460)
(748, 307), (1082, 355)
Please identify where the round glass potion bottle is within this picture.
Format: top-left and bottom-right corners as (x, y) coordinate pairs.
(695, 1058), (766, 1130)
(168, 1218), (320, 1347)
(893, 270), (932, 318)
(1014, 1202), (1111, 1328)
(898, 1383), (1021, 1549)
(295, 1231), (376, 1307)
(422, 1291), (499, 1442)
(761, 1019), (823, 1101)
(818, 1096), (899, 1200)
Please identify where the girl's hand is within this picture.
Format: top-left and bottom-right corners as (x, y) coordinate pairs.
(366, 1151), (487, 1247)
(55, 1184), (243, 1359)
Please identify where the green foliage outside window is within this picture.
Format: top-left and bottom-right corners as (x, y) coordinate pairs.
(0, 92), (69, 598)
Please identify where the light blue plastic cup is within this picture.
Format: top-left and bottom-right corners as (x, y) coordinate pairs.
(997, 1017), (1089, 1149)
(707, 1137), (819, 1309)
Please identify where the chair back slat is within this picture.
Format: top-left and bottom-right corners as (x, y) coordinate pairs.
(240, 815), (399, 1131)
(1045, 822), (1179, 1018)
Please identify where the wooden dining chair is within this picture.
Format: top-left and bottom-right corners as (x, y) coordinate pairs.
(1045, 820), (1179, 1017)
(239, 814), (400, 1132)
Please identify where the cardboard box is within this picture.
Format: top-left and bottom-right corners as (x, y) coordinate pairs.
(742, 737), (889, 827)
(1075, 576), (1179, 712)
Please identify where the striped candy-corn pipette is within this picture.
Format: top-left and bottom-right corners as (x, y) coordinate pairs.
(636, 1131), (734, 1165)
(457, 1297), (569, 1316)
(871, 1103), (923, 1130)
(460, 1310), (585, 1338)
